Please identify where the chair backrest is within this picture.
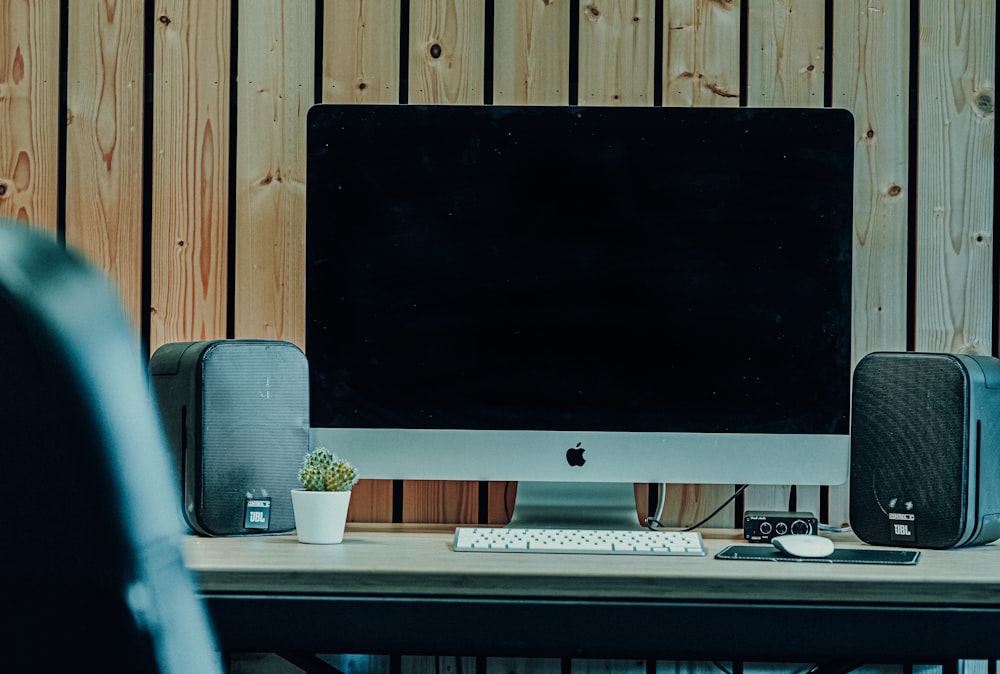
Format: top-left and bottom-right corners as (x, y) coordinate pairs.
(0, 222), (223, 673)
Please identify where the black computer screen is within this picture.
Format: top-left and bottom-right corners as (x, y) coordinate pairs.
(306, 105), (854, 436)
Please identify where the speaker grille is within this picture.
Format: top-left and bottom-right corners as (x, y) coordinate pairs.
(196, 343), (308, 534)
(850, 353), (970, 548)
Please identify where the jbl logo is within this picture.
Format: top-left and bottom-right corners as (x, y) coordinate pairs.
(244, 497), (272, 531)
(889, 512), (916, 543)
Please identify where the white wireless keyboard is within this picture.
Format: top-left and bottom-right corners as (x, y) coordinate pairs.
(453, 526), (706, 556)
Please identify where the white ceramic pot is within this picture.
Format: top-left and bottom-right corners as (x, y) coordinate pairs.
(290, 489), (352, 544)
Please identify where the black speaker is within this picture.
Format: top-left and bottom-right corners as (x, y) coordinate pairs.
(849, 351), (1000, 548)
(149, 340), (308, 536)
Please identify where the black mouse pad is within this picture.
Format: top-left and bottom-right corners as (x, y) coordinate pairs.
(716, 545), (920, 565)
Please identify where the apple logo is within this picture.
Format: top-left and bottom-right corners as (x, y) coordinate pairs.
(566, 442), (586, 467)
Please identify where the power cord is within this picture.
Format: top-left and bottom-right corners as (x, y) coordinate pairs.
(645, 483), (748, 532)
(819, 522), (852, 533)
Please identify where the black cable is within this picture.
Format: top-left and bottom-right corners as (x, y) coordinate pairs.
(645, 485), (748, 532)
(503, 481), (511, 522)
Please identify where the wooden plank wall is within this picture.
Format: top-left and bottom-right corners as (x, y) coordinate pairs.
(1, 1), (996, 671)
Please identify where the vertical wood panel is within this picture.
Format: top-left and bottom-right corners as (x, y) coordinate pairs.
(320, 0), (403, 523)
(656, 483), (734, 529)
(743, 0), (825, 515)
(408, 0), (485, 104)
(828, 0), (911, 527)
(578, 0), (656, 106)
(914, 0), (996, 355)
(322, 0), (401, 104)
(746, 0), (824, 107)
(0, 0), (60, 230)
(150, 0), (232, 352)
(402, 0), (487, 524)
(833, 0), (911, 377)
(64, 0), (145, 331)
(234, 0), (313, 348)
(493, 0), (571, 105)
(662, 0), (742, 107)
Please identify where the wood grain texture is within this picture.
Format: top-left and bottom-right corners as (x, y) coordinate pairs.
(578, 0), (656, 106)
(64, 0), (145, 332)
(488, 481), (517, 525)
(403, 479), (478, 525)
(408, 0), (485, 104)
(322, 0), (401, 104)
(833, 0), (911, 366)
(234, 0), (313, 348)
(0, 0), (60, 229)
(150, 0), (232, 353)
(186, 525), (1000, 605)
(493, 0), (571, 105)
(658, 483), (736, 529)
(746, 0), (825, 107)
(828, 0), (911, 527)
(662, 0), (742, 107)
(914, 0), (996, 355)
(346, 479), (394, 524)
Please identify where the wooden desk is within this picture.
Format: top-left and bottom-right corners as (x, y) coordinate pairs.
(184, 524), (1000, 662)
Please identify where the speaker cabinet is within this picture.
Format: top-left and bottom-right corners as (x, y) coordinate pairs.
(849, 351), (1000, 548)
(150, 340), (308, 536)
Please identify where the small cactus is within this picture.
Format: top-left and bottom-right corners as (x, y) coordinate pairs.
(323, 459), (359, 492)
(299, 447), (359, 492)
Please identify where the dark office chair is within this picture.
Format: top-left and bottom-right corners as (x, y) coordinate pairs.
(0, 222), (223, 672)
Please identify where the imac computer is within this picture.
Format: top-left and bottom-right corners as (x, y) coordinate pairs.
(306, 104), (855, 528)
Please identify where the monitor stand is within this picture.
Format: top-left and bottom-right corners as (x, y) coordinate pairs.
(506, 481), (643, 530)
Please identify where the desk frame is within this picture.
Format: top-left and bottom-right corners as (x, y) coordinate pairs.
(187, 527), (1000, 663)
(203, 594), (1000, 662)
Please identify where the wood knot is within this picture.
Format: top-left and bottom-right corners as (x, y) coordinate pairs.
(429, 43), (442, 59)
(158, 15), (171, 25)
(887, 183), (902, 197)
(0, 182), (8, 197)
(975, 91), (994, 114)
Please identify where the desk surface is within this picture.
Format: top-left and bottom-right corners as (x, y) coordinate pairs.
(185, 524), (1000, 661)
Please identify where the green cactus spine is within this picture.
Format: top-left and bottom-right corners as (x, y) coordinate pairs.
(299, 447), (358, 491)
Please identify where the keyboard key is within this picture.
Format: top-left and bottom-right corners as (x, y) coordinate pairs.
(453, 527), (705, 556)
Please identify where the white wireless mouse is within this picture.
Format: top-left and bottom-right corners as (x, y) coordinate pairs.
(771, 534), (835, 558)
